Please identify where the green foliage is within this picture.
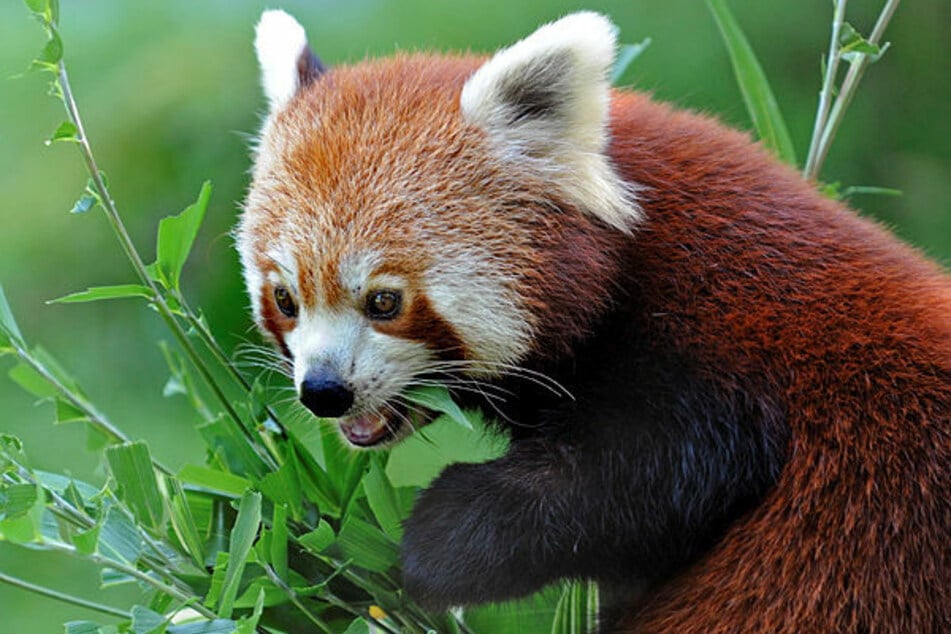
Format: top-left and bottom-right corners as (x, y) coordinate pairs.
(706, 0), (797, 165)
(1, 1), (921, 632)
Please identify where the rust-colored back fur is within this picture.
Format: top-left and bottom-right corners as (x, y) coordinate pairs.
(247, 52), (950, 632)
(605, 93), (950, 632)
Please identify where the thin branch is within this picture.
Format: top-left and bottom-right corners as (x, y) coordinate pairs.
(0, 571), (130, 620)
(808, 0), (901, 178)
(54, 61), (278, 472)
(804, 0), (848, 178)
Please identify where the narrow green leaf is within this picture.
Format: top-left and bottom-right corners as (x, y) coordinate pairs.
(291, 442), (341, 517)
(611, 38), (651, 86)
(176, 465), (250, 498)
(70, 192), (98, 214)
(256, 458), (301, 518)
(55, 399), (87, 424)
(0, 485), (44, 544)
(298, 520), (335, 554)
(233, 587), (265, 634)
(0, 483), (39, 519)
(839, 23), (888, 63)
(24, 0), (49, 15)
(465, 586), (563, 633)
(341, 619), (371, 634)
(363, 454), (403, 540)
(198, 416), (267, 480)
(166, 477), (205, 567)
(8, 362), (59, 399)
(218, 491), (261, 619)
(404, 385), (473, 430)
(86, 425), (112, 452)
(168, 619), (239, 634)
(48, 120), (78, 144)
(706, 0), (797, 164)
(0, 285), (23, 345)
(98, 506), (143, 566)
(50, 285), (153, 304)
(64, 622), (105, 634)
(71, 523), (101, 555)
(204, 550), (229, 610)
(336, 515), (399, 572)
(270, 505), (289, 581)
(841, 185), (902, 199)
(37, 26), (63, 65)
(106, 442), (165, 532)
(154, 181), (212, 292)
(0, 435), (28, 471)
(131, 605), (168, 634)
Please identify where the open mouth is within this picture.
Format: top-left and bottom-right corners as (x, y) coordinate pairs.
(338, 411), (402, 447)
(336, 399), (440, 448)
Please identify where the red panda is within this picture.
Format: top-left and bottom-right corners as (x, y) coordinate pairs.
(237, 10), (951, 633)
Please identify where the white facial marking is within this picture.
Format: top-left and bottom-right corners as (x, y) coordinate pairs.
(461, 11), (642, 231)
(255, 10), (309, 112)
(426, 247), (531, 373)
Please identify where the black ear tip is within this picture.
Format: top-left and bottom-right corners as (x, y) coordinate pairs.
(297, 45), (327, 88)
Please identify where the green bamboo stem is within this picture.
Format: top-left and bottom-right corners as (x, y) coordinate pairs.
(803, 0), (848, 178)
(806, 0), (901, 179)
(0, 571), (130, 620)
(5, 336), (172, 476)
(54, 59), (277, 473)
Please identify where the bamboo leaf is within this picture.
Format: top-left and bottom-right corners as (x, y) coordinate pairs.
(48, 120), (78, 144)
(72, 523), (101, 555)
(362, 454), (403, 540)
(0, 482), (39, 520)
(98, 506), (143, 567)
(839, 22), (888, 63)
(8, 362), (59, 399)
(166, 477), (205, 567)
(465, 586), (563, 633)
(106, 442), (166, 532)
(298, 520), (335, 554)
(611, 39), (651, 85)
(336, 515), (399, 572)
(0, 285), (23, 346)
(404, 385), (473, 430)
(50, 285), (152, 304)
(342, 619), (371, 634)
(706, 0), (797, 164)
(269, 505), (288, 581)
(55, 399), (87, 424)
(131, 605), (168, 634)
(176, 465), (250, 498)
(550, 580), (598, 634)
(153, 181), (212, 292)
(64, 622), (107, 634)
(218, 491), (261, 619)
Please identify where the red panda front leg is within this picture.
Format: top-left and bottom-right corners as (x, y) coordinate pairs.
(401, 377), (786, 615)
(401, 442), (605, 609)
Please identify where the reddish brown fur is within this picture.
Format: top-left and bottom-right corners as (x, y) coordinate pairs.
(602, 93), (951, 632)
(247, 56), (628, 358)
(248, 55), (950, 632)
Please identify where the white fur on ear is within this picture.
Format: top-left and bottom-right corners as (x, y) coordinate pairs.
(255, 10), (309, 112)
(461, 12), (641, 230)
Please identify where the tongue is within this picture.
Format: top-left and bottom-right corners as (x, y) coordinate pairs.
(340, 413), (389, 446)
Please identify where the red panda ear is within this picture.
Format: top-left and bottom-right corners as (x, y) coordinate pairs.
(461, 12), (642, 231)
(255, 10), (326, 113)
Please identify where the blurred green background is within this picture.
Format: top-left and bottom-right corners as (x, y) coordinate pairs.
(1, 0), (948, 630)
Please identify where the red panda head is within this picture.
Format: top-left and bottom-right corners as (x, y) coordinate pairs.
(237, 10), (641, 447)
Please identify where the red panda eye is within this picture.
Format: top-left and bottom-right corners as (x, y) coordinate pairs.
(273, 285), (297, 318)
(366, 290), (402, 320)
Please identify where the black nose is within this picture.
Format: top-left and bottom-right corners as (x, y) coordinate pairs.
(299, 370), (354, 418)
